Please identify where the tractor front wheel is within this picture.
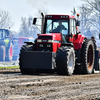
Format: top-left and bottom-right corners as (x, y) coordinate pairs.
(56, 46), (75, 75)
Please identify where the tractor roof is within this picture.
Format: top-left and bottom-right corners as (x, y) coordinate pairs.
(45, 15), (75, 19)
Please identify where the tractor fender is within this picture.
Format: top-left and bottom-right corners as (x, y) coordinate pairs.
(73, 34), (85, 50)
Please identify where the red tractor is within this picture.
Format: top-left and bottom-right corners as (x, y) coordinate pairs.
(19, 13), (97, 75)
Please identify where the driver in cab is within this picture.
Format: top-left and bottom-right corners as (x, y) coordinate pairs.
(53, 21), (67, 33)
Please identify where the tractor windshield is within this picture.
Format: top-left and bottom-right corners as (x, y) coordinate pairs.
(0, 29), (6, 39)
(45, 19), (68, 35)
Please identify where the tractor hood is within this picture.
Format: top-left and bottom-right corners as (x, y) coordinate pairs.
(37, 33), (62, 52)
(38, 33), (62, 42)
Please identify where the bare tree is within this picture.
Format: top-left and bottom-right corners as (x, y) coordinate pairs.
(19, 16), (39, 38)
(0, 9), (13, 29)
(79, 4), (92, 32)
(81, 0), (100, 33)
(19, 9), (48, 38)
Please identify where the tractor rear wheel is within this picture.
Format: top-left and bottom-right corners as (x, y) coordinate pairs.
(0, 45), (5, 61)
(56, 46), (75, 75)
(19, 44), (35, 74)
(81, 39), (95, 74)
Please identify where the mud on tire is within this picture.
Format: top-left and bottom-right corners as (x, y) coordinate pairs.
(81, 39), (95, 74)
(56, 46), (75, 75)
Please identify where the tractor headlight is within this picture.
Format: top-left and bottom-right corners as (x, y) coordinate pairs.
(39, 44), (43, 47)
(48, 40), (53, 43)
(37, 39), (42, 42)
(47, 44), (51, 47)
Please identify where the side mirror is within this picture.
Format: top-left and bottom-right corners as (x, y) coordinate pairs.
(99, 34), (100, 39)
(76, 20), (80, 26)
(33, 18), (37, 25)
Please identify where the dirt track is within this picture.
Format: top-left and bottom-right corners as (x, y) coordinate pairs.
(0, 69), (100, 100)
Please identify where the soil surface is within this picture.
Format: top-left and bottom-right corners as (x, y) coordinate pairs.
(0, 69), (100, 100)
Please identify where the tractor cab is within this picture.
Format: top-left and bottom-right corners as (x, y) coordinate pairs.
(44, 15), (77, 43)
(0, 29), (9, 39)
(0, 29), (13, 61)
(34, 15), (80, 44)
(0, 29), (10, 45)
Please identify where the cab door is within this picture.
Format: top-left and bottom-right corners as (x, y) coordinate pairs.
(69, 18), (76, 42)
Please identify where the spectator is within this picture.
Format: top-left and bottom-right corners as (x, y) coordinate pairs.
(53, 21), (67, 33)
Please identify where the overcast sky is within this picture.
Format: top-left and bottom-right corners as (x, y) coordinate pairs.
(0, 0), (84, 32)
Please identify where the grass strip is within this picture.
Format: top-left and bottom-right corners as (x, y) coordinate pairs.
(0, 66), (19, 69)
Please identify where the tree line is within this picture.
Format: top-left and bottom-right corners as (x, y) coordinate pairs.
(79, 0), (100, 39)
(0, 0), (100, 39)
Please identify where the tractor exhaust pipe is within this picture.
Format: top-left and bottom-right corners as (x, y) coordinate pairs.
(41, 12), (44, 34)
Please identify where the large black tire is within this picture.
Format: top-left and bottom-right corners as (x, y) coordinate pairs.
(81, 39), (95, 74)
(56, 46), (75, 75)
(0, 45), (5, 61)
(19, 44), (35, 74)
